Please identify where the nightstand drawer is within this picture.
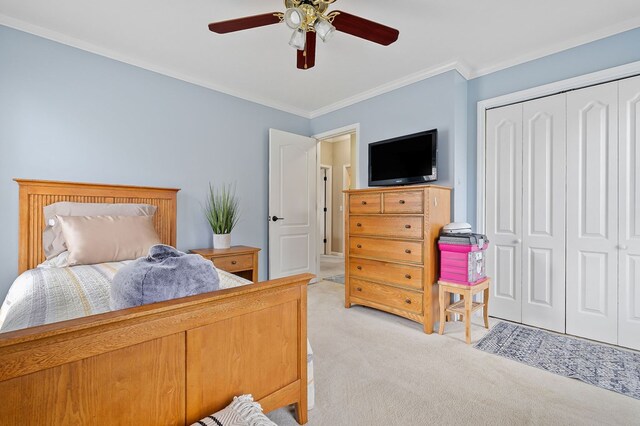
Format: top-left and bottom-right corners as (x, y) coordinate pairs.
(383, 191), (424, 213)
(349, 193), (381, 214)
(350, 215), (423, 239)
(350, 237), (423, 264)
(351, 278), (422, 314)
(212, 254), (253, 272)
(350, 258), (423, 290)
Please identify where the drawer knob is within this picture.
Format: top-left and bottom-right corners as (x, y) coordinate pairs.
(361, 201), (367, 205)
(405, 298), (412, 304)
(357, 266), (363, 270)
(405, 224), (411, 229)
(405, 274), (412, 279)
(356, 287), (363, 292)
(231, 260), (237, 265)
(357, 244), (362, 249)
(399, 200), (406, 204)
(405, 249), (412, 254)
(356, 223), (362, 227)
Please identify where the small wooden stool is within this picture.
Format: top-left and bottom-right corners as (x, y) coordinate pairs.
(438, 279), (490, 344)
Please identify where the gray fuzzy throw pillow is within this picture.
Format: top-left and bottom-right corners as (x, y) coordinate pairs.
(110, 244), (220, 310)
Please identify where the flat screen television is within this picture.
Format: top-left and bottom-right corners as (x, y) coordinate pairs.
(368, 129), (438, 187)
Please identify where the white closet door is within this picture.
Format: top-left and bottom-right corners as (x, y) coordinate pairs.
(521, 94), (566, 333)
(486, 104), (523, 323)
(619, 75), (640, 351)
(566, 81), (619, 344)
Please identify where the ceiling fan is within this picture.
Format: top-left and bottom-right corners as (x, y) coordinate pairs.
(208, 0), (399, 70)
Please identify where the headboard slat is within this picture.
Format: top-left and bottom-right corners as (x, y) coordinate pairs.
(15, 179), (180, 274)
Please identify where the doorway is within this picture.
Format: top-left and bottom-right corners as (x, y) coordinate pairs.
(316, 128), (358, 281)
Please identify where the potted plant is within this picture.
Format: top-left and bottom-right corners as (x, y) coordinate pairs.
(204, 183), (240, 249)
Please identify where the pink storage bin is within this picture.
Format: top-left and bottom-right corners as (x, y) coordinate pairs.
(438, 241), (488, 285)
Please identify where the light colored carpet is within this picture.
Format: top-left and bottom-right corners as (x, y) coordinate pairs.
(267, 281), (640, 426)
(318, 255), (344, 279)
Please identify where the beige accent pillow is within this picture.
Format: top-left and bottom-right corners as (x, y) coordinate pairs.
(57, 215), (161, 266)
(43, 203), (157, 259)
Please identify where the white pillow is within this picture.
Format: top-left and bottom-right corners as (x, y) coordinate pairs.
(190, 395), (276, 426)
(37, 251), (71, 268)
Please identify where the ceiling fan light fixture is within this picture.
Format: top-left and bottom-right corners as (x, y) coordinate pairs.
(314, 17), (336, 42)
(284, 7), (304, 29)
(289, 28), (306, 50)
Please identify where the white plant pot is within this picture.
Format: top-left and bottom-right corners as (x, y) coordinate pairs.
(213, 233), (231, 249)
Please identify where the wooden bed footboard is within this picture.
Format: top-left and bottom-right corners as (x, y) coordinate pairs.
(0, 273), (313, 425)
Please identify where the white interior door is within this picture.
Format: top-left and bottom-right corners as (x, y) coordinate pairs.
(619, 75), (640, 351)
(486, 104), (523, 323)
(269, 129), (317, 279)
(566, 81), (619, 344)
(521, 94), (567, 333)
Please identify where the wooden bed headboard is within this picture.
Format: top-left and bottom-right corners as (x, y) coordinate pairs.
(15, 179), (180, 274)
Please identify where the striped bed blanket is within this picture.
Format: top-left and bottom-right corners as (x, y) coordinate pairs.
(0, 262), (315, 410)
(0, 261), (248, 333)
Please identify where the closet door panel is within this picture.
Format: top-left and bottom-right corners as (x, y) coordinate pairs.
(566, 81), (618, 344)
(521, 94), (566, 333)
(619, 75), (640, 351)
(486, 104), (523, 323)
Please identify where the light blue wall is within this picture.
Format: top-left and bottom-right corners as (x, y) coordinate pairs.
(0, 25), (310, 299)
(310, 70), (466, 220)
(467, 26), (640, 227)
(3, 22), (640, 301)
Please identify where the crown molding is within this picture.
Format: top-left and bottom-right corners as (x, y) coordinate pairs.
(3, 13), (640, 121)
(0, 14), (311, 119)
(308, 61), (468, 119)
(467, 16), (640, 79)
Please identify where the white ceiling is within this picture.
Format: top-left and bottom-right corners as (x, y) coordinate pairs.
(2, 0), (640, 117)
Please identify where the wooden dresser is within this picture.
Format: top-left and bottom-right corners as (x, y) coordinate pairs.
(344, 185), (451, 333)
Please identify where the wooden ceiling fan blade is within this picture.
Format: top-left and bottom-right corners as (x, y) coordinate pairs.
(297, 31), (317, 70)
(209, 13), (282, 34)
(331, 11), (399, 46)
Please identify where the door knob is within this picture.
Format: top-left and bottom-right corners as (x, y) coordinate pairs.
(513, 239), (522, 244)
(618, 245), (629, 250)
(271, 216), (285, 222)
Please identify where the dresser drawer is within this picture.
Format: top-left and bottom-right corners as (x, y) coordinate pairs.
(349, 216), (423, 239)
(350, 278), (423, 314)
(349, 193), (381, 214)
(349, 258), (423, 290)
(350, 237), (423, 264)
(212, 254), (253, 272)
(384, 191), (424, 214)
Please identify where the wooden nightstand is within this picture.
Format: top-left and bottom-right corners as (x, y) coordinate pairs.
(190, 246), (260, 282)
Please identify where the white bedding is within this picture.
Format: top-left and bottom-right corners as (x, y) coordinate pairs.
(0, 260), (250, 333)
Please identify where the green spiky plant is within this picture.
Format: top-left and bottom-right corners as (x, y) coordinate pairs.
(204, 183), (240, 235)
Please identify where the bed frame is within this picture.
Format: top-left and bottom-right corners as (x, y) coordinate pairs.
(0, 179), (311, 425)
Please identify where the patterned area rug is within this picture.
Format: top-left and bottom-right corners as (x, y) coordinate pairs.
(324, 274), (345, 284)
(475, 322), (640, 400)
